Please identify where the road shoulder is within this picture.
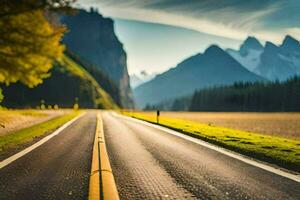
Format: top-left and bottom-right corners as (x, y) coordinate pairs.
(116, 112), (300, 183)
(0, 111), (84, 168)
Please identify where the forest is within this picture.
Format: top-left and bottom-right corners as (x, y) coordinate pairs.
(146, 76), (300, 112)
(189, 76), (300, 111)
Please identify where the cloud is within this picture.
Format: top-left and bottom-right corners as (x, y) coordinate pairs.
(79, 0), (300, 43)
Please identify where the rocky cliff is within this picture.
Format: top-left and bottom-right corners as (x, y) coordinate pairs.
(61, 9), (134, 108)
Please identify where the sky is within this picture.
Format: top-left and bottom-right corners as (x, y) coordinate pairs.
(77, 0), (300, 75)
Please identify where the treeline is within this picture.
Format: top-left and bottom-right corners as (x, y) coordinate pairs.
(190, 76), (300, 111)
(144, 96), (191, 111)
(146, 76), (300, 112)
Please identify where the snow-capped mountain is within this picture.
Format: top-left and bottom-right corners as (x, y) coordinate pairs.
(227, 37), (264, 72)
(256, 41), (296, 80)
(227, 35), (300, 81)
(279, 36), (300, 68)
(130, 70), (156, 88)
(134, 45), (264, 108)
(133, 35), (300, 108)
(130, 74), (143, 88)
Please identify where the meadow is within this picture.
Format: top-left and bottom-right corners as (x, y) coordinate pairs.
(0, 110), (81, 160)
(156, 112), (300, 139)
(0, 109), (67, 136)
(123, 111), (300, 172)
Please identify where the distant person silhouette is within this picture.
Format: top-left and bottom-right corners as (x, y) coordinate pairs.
(157, 110), (160, 124)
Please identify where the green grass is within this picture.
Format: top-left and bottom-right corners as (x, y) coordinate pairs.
(0, 111), (81, 157)
(59, 55), (118, 109)
(0, 109), (49, 124)
(123, 111), (300, 172)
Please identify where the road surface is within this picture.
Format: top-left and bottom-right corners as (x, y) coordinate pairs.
(103, 112), (300, 200)
(0, 112), (96, 200)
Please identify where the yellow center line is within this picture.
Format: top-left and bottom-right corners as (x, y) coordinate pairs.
(88, 112), (119, 200)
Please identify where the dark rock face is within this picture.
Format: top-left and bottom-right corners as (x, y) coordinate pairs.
(256, 37), (300, 81)
(61, 9), (134, 108)
(256, 42), (294, 80)
(240, 36), (264, 55)
(226, 36), (264, 72)
(134, 45), (264, 108)
(281, 35), (300, 52)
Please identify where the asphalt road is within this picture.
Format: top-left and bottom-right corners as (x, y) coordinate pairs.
(0, 112), (96, 200)
(103, 112), (300, 200)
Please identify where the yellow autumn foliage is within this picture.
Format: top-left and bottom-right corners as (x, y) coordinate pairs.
(0, 9), (65, 87)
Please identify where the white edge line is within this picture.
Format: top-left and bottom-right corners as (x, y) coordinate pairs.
(0, 112), (85, 169)
(114, 112), (300, 183)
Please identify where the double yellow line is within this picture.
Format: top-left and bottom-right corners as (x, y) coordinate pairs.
(89, 113), (119, 200)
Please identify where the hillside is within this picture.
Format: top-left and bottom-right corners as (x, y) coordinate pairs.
(134, 45), (264, 108)
(61, 9), (134, 108)
(66, 50), (122, 106)
(1, 55), (117, 109)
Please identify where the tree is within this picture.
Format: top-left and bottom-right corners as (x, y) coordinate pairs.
(0, 0), (75, 18)
(0, 89), (3, 103)
(0, 9), (65, 87)
(0, 0), (77, 90)
(189, 77), (300, 112)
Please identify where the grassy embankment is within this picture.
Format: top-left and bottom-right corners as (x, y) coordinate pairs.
(0, 110), (48, 125)
(123, 111), (300, 172)
(0, 110), (81, 159)
(154, 112), (300, 139)
(60, 55), (118, 109)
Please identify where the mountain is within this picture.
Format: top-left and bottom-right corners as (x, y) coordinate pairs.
(61, 9), (134, 108)
(227, 37), (264, 72)
(281, 35), (300, 52)
(255, 41), (295, 80)
(130, 74), (143, 89)
(1, 55), (117, 109)
(240, 36), (264, 52)
(227, 35), (300, 80)
(130, 71), (156, 88)
(134, 45), (264, 108)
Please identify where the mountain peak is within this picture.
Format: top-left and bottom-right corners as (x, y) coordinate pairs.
(283, 35), (299, 45)
(134, 44), (263, 108)
(281, 35), (300, 51)
(204, 45), (224, 55)
(264, 42), (279, 54)
(265, 41), (278, 49)
(240, 36), (263, 52)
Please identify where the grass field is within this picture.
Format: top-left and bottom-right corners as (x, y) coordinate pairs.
(150, 112), (300, 139)
(123, 111), (300, 172)
(0, 110), (81, 159)
(0, 109), (66, 136)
